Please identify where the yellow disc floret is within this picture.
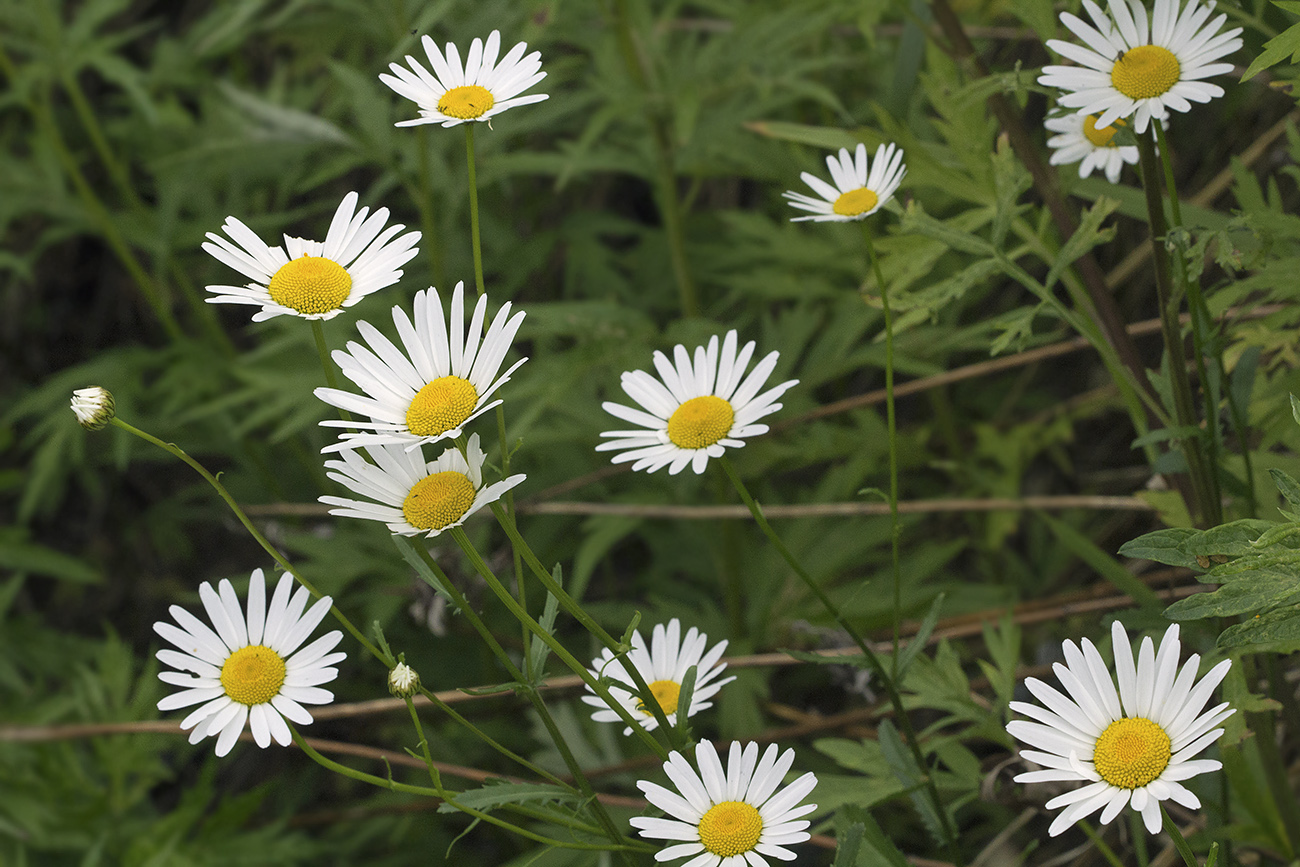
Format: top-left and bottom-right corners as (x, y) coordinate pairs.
(1111, 45), (1181, 100)
(438, 85), (495, 119)
(220, 645), (287, 706)
(637, 679), (682, 717)
(267, 256), (353, 315)
(1083, 114), (1126, 148)
(666, 395), (735, 449)
(698, 801), (764, 857)
(406, 376), (479, 437)
(831, 187), (880, 218)
(1092, 717), (1172, 789)
(402, 470), (476, 531)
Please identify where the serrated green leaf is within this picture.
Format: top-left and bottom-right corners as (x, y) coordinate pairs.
(1180, 519), (1275, 557)
(876, 719), (946, 847)
(1164, 570), (1300, 620)
(1118, 527), (1203, 569)
(1046, 196), (1119, 291)
(1218, 607), (1300, 649)
(438, 782), (582, 814)
(831, 822), (864, 867)
(899, 202), (996, 256)
(896, 593), (944, 679)
(1242, 20), (1300, 82)
(1270, 469), (1300, 508)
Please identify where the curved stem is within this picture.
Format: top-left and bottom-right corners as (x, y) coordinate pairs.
(1159, 806), (1199, 867)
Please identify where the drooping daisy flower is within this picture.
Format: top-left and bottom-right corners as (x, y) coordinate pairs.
(782, 142), (906, 222)
(203, 192), (421, 322)
(70, 386), (115, 431)
(1007, 621), (1233, 836)
(314, 283), (526, 453)
(320, 433), (524, 537)
(597, 331), (798, 475)
(632, 740), (817, 867)
(154, 568), (345, 757)
(380, 30), (548, 128)
(582, 619), (735, 734)
(1045, 111), (1148, 183)
(1038, 0), (1243, 134)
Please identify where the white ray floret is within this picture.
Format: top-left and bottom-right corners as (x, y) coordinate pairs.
(783, 142), (906, 222)
(1045, 110), (1152, 183)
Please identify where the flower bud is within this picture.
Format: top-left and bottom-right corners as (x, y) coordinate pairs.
(70, 387), (115, 431)
(388, 662), (420, 697)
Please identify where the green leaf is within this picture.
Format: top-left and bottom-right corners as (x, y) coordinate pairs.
(437, 782), (582, 814)
(1270, 469), (1300, 508)
(1218, 606), (1300, 649)
(1181, 519), (1275, 557)
(1118, 527), (1203, 569)
(1046, 196), (1119, 291)
(1291, 393), (1300, 426)
(896, 592), (944, 679)
(831, 822), (865, 867)
(876, 719), (947, 847)
(899, 201), (995, 256)
(743, 120), (861, 150)
(1242, 18), (1300, 82)
(1130, 424), (1207, 449)
(526, 564), (564, 678)
(1164, 569), (1300, 620)
(1037, 512), (1163, 610)
(0, 527), (100, 583)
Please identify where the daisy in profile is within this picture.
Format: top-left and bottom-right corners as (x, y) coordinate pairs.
(598, 331), (797, 475)
(203, 192), (420, 322)
(380, 30), (548, 128)
(1038, 0), (1243, 134)
(320, 433), (524, 537)
(1007, 621), (1234, 836)
(582, 619), (735, 734)
(314, 283), (526, 453)
(632, 740), (817, 867)
(154, 568), (345, 757)
(783, 142), (906, 222)
(1045, 111), (1149, 183)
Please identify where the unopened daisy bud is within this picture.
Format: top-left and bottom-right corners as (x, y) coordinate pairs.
(388, 662), (420, 697)
(70, 387), (115, 431)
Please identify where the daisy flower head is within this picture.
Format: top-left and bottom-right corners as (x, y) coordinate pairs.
(154, 568), (345, 757)
(320, 433), (525, 538)
(70, 386), (114, 431)
(203, 192), (420, 322)
(582, 618), (736, 734)
(1045, 110), (1151, 183)
(380, 30), (548, 128)
(632, 740), (818, 867)
(1038, 0), (1243, 134)
(783, 141), (906, 222)
(598, 330), (798, 475)
(314, 283), (526, 453)
(1007, 621), (1234, 837)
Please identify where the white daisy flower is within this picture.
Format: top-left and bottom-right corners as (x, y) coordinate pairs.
(320, 433), (525, 537)
(597, 331), (798, 475)
(314, 283), (526, 453)
(632, 740), (818, 867)
(380, 30), (548, 128)
(782, 142), (906, 222)
(70, 386), (114, 431)
(581, 618), (735, 735)
(202, 192), (421, 322)
(154, 568), (345, 757)
(1038, 0), (1243, 134)
(1045, 111), (1146, 183)
(1007, 621), (1234, 837)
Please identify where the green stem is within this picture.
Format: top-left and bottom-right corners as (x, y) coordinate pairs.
(109, 416), (386, 663)
(493, 405), (530, 677)
(465, 124), (486, 298)
(1160, 806), (1199, 867)
(1077, 820), (1126, 867)
(311, 319), (352, 423)
(404, 695), (443, 787)
(715, 456), (959, 862)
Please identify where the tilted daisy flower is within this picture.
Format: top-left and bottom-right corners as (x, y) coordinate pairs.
(314, 283), (526, 453)
(1038, 0), (1243, 134)
(380, 30), (548, 128)
(70, 386), (115, 431)
(320, 433), (524, 537)
(632, 740), (818, 867)
(1007, 621), (1234, 836)
(203, 192), (420, 322)
(598, 330), (798, 475)
(154, 568), (345, 757)
(783, 142), (906, 222)
(581, 618), (736, 735)
(1045, 111), (1146, 183)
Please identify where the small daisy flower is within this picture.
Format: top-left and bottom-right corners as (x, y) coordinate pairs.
(314, 283), (526, 453)
(320, 433), (524, 538)
(632, 740), (818, 867)
(203, 192), (421, 322)
(783, 142), (906, 222)
(1045, 111), (1146, 183)
(1038, 0), (1243, 134)
(1007, 621), (1234, 836)
(70, 387), (115, 431)
(598, 331), (798, 475)
(380, 30), (548, 128)
(388, 662), (421, 697)
(582, 619), (735, 735)
(154, 568), (345, 757)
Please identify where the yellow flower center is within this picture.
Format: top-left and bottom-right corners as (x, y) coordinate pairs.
(438, 85), (495, 119)
(220, 645), (287, 706)
(1083, 114), (1126, 148)
(406, 376), (479, 437)
(636, 679), (682, 716)
(267, 256), (352, 315)
(1092, 717), (1172, 789)
(831, 187), (880, 217)
(666, 395), (735, 449)
(698, 801), (764, 857)
(1110, 45), (1181, 100)
(402, 470), (477, 530)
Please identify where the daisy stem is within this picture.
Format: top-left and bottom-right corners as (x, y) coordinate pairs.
(716, 456), (960, 862)
(108, 416), (387, 664)
(403, 695), (443, 788)
(310, 321), (351, 424)
(860, 222), (904, 673)
(1077, 820), (1125, 867)
(465, 124), (486, 299)
(493, 405), (531, 678)
(1160, 806), (1199, 867)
